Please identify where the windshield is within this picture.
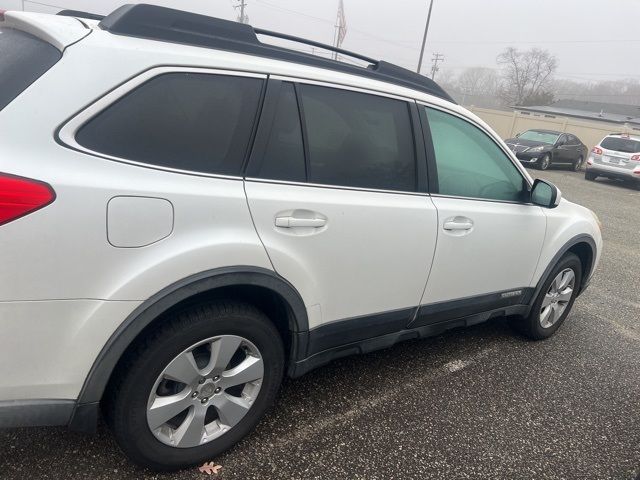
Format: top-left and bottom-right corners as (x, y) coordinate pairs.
(600, 137), (640, 153)
(0, 27), (61, 111)
(518, 130), (560, 144)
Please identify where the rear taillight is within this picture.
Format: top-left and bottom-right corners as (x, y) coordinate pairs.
(631, 154), (640, 161)
(0, 9), (5, 21)
(0, 173), (55, 226)
(592, 146), (603, 155)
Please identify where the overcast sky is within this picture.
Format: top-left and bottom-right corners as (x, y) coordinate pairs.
(3, 0), (640, 85)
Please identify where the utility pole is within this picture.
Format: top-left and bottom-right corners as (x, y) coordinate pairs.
(430, 53), (445, 80)
(416, 0), (435, 74)
(234, 0), (248, 24)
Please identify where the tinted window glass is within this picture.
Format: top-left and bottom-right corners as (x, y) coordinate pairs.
(253, 83), (305, 182)
(601, 136), (640, 153)
(76, 73), (263, 175)
(0, 28), (61, 111)
(424, 107), (526, 202)
(299, 85), (416, 192)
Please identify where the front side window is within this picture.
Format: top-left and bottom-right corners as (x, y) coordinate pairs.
(424, 106), (527, 202)
(75, 73), (264, 175)
(299, 84), (416, 192)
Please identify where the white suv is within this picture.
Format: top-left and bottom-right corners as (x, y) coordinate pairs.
(585, 133), (640, 189)
(0, 4), (602, 470)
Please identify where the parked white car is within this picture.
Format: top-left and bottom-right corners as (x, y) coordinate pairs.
(0, 4), (602, 470)
(585, 133), (640, 189)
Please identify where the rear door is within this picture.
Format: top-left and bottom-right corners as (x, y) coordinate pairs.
(244, 79), (437, 342)
(413, 105), (546, 325)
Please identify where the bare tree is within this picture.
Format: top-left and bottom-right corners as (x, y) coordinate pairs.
(456, 67), (499, 98)
(497, 47), (557, 106)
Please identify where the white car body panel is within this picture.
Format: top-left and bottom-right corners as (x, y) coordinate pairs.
(0, 10), (601, 408)
(422, 197), (547, 304)
(245, 181), (438, 327)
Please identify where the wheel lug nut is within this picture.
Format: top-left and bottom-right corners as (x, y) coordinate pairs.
(213, 375), (220, 381)
(191, 391), (198, 398)
(215, 387), (221, 394)
(198, 378), (205, 384)
(201, 397), (208, 404)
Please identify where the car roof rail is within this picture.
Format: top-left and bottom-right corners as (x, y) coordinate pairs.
(97, 3), (455, 104)
(57, 10), (105, 21)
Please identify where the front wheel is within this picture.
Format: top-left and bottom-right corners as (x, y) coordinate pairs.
(105, 301), (284, 471)
(510, 253), (582, 340)
(585, 171), (597, 181)
(538, 154), (551, 170)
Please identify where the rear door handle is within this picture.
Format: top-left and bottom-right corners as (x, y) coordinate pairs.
(275, 216), (327, 228)
(443, 218), (473, 231)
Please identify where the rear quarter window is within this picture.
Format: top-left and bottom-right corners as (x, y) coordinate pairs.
(75, 73), (264, 176)
(0, 27), (61, 111)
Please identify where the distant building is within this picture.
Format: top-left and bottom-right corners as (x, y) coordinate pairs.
(516, 100), (640, 126)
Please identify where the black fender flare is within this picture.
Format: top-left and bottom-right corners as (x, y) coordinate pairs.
(69, 266), (308, 430)
(523, 234), (597, 315)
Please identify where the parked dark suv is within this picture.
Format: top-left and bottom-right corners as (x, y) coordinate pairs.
(505, 129), (588, 171)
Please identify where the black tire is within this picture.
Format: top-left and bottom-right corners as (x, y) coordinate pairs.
(572, 156), (583, 171)
(510, 253), (582, 340)
(538, 154), (551, 170)
(585, 171), (597, 181)
(104, 301), (284, 471)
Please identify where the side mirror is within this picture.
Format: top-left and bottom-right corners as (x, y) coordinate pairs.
(556, 137), (566, 146)
(515, 132), (521, 138)
(531, 179), (562, 208)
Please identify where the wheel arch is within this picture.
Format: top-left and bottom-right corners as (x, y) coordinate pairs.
(69, 266), (308, 431)
(524, 234), (597, 314)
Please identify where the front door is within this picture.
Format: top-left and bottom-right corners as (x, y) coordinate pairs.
(415, 105), (546, 324)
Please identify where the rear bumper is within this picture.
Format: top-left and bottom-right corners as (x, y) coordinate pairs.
(0, 299), (140, 429)
(587, 163), (639, 181)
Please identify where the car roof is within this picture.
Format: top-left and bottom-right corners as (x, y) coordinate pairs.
(526, 129), (563, 135)
(89, 4), (454, 104)
(604, 133), (640, 142)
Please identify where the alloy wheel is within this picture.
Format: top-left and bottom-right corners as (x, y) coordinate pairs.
(146, 335), (264, 448)
(540, 155), (550, 170)
(539, 268), (575, 329)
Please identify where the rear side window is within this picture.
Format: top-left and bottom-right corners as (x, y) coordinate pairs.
(76, 73), (264, 175)
(0, 28), (61, 111)
(298, 84), (416, 192)
(424, 106), (526, 202)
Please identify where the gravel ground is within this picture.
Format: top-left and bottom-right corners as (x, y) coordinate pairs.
(1, 168), (638, 480)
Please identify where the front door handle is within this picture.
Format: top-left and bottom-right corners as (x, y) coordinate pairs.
(275, 216), (327, 228)
(443, 217), (474, 231)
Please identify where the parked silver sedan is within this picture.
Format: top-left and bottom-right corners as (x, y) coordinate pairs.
(585, 133), (640, 189)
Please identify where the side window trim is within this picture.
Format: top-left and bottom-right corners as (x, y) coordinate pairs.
(417, 101), (533, 200)
(293, 82), (311, 182)
(57, 66), (268, 179)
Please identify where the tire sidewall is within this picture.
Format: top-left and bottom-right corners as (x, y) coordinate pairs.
(529, 253), (582, 339)
(110, 306), (284, 470)
(539, 154), (550, 170)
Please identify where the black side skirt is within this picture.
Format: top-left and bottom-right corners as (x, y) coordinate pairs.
(289, 288), (532, 378)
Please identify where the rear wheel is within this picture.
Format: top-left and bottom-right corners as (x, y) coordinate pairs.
(572, 156), (583, 171)
(105, 301), (284, 471)
(510, 253), (582, 340)
(538, 154), (551, 170)
(585, 171), (597, 181)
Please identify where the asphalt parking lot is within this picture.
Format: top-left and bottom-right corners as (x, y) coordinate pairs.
(1, 168), (638, 480)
